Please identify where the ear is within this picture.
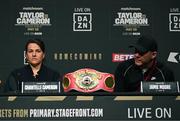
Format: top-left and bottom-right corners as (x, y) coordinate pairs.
(151, 51), (157, 59)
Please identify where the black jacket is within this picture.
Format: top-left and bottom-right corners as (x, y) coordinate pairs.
(114, 59), (175, 92)
(4, 64), (61, 93)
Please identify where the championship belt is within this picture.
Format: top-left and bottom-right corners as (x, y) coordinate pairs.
(62, 68), (115, 93)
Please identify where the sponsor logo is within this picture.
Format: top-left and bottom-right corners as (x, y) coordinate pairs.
(112, 53), (134, 62)
(113, 7), (150, 36)
(15, 7), (51, 35)
(73, 8), (92, 31)
(167, 52), (180, 63)
(169, 8), (180, 32)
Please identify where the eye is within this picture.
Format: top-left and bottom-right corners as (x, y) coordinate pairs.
(36, 49), (42, 53)
(27, 50), (33, 53)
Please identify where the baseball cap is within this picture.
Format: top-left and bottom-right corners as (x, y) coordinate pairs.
(129, 35), (158, 53)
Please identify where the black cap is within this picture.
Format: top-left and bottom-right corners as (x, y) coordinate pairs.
(129, 35), (158, 53)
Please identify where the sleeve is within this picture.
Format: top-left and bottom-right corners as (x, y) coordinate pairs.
(4, 72), (19, 93)
(114, 63), (126, 92)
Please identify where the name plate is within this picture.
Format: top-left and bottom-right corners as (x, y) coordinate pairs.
(21, 82), (61, 94)
(141, 81), (179, 94)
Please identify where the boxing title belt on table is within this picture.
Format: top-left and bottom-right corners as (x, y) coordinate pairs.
(62, 68), (115, 93)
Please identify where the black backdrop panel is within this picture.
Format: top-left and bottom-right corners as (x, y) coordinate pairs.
(0, 0), (179, 90)
(0, 0), (180, 121)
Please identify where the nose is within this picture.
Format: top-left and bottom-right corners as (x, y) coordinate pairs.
(32, 51), (36, 56)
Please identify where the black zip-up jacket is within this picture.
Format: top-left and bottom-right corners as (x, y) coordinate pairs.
(114, 59), (175, 92)
(4, 64), (61, 93)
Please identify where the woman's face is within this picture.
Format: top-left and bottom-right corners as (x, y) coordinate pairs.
(26, 43), (45, 67)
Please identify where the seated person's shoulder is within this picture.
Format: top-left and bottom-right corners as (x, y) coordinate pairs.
(44, 65), (59, 74)
(156, 60), (175, 81)
(156, 61), (173, 73)
(9, 66), (26, 76)
(43, 65), (60, 80)
(116, 58), (134, 69)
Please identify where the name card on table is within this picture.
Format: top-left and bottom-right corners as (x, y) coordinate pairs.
(21, 82), (61, 94)
(141, 81), (179, 94)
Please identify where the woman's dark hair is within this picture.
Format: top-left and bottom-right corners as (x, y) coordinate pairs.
(25, 39), (45, 53)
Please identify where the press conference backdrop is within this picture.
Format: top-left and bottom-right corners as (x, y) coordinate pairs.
(0, 0), (180, 121)
(0, 0), (180, 91)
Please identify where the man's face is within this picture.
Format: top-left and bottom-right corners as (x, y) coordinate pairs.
(26, 43), (45, 67)
(134, 49), (157, 67)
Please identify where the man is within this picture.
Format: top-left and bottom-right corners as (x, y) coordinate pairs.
(114, 35), (175, 92)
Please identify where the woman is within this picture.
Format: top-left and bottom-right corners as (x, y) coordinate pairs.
(4, 39), (61, 93)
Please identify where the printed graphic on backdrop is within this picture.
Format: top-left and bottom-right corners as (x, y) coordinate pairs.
(14, 6), (51, 35)
(73, 8), (92, 31)
(53, 52), (103, 61)
(112, 53), (134, 62)
(169, 8), (180, 32)
(24, 51), (28, 65)
(0, 0), (180, 92)
(167, 52), (180, 63)
(111, 6), (152, 37)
